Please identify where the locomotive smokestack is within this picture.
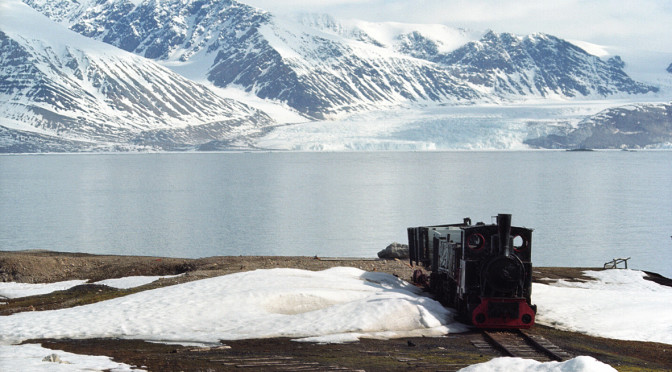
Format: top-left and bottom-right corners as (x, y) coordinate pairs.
(497, 213), (512, 256)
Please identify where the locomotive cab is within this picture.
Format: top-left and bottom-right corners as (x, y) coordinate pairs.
(408, 214), (536, 329)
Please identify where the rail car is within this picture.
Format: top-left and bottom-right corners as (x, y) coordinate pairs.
(408, 214), (536, 329)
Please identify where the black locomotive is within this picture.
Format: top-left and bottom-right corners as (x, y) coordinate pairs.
(408, 214), (536, 329)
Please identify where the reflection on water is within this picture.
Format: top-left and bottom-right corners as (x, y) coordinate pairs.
(1, 151), (671, 277)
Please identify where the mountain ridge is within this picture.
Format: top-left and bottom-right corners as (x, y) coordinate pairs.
(437, 31), (656, 98)
(21, 0), (658, 119)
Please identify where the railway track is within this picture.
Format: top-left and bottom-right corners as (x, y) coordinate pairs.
(473, 330), (572, 362)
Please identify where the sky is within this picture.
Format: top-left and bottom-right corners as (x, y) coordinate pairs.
(240, 0), (672, 53)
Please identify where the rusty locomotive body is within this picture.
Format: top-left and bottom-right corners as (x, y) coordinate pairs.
(408, 214), (536, 329)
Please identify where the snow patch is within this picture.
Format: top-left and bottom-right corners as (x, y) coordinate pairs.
(94, 274), (184, 290)
(0, 343), (143, 372)
(342, 19), (480, 53)
(0, 267), (467, 346)
(534, 269), (672, 345)
(0, 280), (88, 299)
(568, 40), (612, 58)
(460, 356), (616, 372)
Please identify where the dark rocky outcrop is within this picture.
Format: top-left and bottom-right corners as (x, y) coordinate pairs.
(525, 102), (672, 149)
(378, 242), (409, 259)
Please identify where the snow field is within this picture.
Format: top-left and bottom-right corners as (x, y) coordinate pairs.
(533, 269), (672, 344)
(0, 267), (466, 345)
(1, 267), (669, 371)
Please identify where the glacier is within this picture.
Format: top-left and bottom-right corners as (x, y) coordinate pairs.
(254, 100), (671, 151)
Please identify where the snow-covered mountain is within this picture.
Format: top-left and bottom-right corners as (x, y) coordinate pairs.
(22, 0), (658, 120)
(0, 0), (274, 152)
(435, 31), (657, 98)
(4, 0), (668, 152)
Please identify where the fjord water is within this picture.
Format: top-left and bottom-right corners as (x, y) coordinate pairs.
(1, 151), (671, 277)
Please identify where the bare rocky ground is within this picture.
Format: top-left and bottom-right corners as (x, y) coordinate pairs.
(1, 250), (671, 372)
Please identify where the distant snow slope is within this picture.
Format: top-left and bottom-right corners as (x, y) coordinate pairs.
(0, 0), (274, 152)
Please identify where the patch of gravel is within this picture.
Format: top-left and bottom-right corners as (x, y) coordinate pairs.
(0, 250), (415, 284)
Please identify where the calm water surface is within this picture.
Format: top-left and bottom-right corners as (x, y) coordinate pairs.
(1, 151), (671, 277)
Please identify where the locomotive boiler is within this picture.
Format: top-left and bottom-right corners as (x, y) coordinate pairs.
(408, 214), (536, 329)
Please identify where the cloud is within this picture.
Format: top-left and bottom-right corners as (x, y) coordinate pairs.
(240, 0), (672, 52)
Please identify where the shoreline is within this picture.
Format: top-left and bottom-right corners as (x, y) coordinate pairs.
(0, 250), (418, 284)
(2, 249), (670, 286)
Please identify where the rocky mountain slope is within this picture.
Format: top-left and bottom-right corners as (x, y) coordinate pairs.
(0, 0), (274, 152)
(22, 0), (658, 120)
(525, 102), (672, 149)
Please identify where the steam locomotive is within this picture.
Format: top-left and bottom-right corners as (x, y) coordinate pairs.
(407, 214), (536, 329)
